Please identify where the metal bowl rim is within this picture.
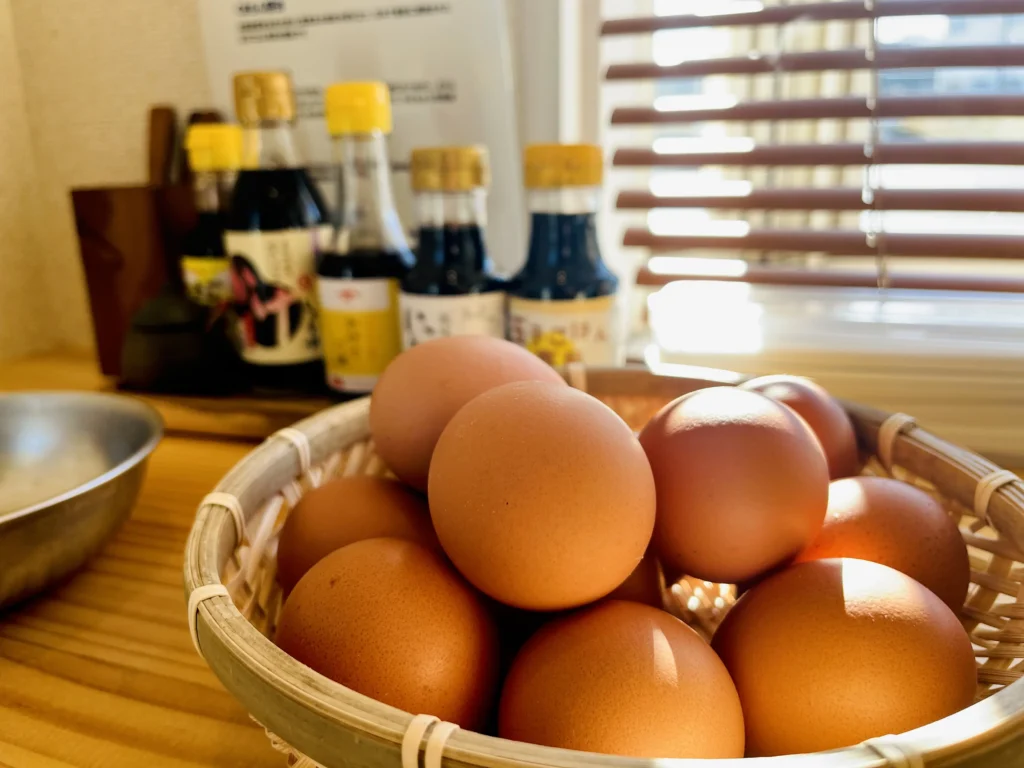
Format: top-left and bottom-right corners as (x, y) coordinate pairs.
(0, 390), (164, 525)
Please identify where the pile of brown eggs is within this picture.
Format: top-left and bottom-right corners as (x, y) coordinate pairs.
(273, 336), (975, 759)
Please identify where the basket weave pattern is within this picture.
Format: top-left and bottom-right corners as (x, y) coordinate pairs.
(186, 370), (1024, 768)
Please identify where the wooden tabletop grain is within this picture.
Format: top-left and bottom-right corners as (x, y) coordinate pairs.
(0, 434), (281, 767)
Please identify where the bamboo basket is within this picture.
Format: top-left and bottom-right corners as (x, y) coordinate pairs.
(184, 366), (1024, 768)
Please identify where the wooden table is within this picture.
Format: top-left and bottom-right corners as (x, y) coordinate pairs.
(0, 353), (330, 441)
(3, 352), (1023, 767)
(0, 356), (283, 767)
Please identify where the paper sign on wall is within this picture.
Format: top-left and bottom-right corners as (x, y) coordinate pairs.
(197, 0), (524, 274)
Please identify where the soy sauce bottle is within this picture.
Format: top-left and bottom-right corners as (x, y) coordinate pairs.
(316, 82), (413, 395)
(181, 123), (241, 307)
(400, 146), (505, 348)
(225, 71), (329, 394)
(508, 144), (619, 367)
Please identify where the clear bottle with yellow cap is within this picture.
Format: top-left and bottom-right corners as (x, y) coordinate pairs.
(181, 123), (242, 307)
(400, 146), (505, 348)
(508, 144), (620, 366)
(316, 81), (414, 395)
(225, 71), (329, 394)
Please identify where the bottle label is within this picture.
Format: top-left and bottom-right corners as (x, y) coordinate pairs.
(224, 228), (325, 365)
(399, 292), (506, 349)
(318, 277), (401, 392)
(181, 256), (230, 307)
(509, 295), (617, 366)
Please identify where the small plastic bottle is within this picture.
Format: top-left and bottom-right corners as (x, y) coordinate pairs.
(317, 82), (414, 396)
(508, 144), (619, 367)
(181, 123), (242, 307)
(224, 71), (330, 394)
(400, 146), (505, 348)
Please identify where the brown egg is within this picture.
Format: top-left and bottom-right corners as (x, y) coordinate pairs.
(796, 476), (970, 609)
(712, 558), (976, 756)
(370, 337), (565, 490)
(275, 538), (499, 730)
(639, 387), (829, 584)
(275, 476), (437, 593)
(607, 552), (666, 609)
(499, 600), (744, 758)
(429, 381), (656, 610)
(741, 375), (860, 478)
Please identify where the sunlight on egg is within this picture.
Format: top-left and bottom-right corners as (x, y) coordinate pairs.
(651, 627), (679, 686)
(840, 558), (913, 608)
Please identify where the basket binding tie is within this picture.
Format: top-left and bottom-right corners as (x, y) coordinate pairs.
(200, 491), (246, 543)
(403, 714), (460, 768)
(862, 735), (924, 767)
(878, 412), (916, 472)
(975, 469), (1022, 526)
(274, 427), (313, 475)
(188, 583), (230, 656)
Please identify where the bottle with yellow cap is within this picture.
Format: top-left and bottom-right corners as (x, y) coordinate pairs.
(225, 71), (329, 394)
(181, 123), (242, 307)
(508, 144), (620, 366)
(399, 146), (505, 348)
(316, 81), (414, 395)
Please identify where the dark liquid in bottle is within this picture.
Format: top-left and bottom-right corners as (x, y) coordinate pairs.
(402, 224), (504, 296)
(399, 223), (506, 348)
(227, 168), (328, 231)
(507, 211), (618, 366)
(226, 168), (329, 395)
(181, 211), (229, 307)
(183, 211), (227, 258)
(510, 212), (617, 299)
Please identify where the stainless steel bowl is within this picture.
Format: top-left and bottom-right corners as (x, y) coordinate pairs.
(0, 392), (163, 609)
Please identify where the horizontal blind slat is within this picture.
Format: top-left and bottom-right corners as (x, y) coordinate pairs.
(617, 189), (1024, 212)
(612, 95), (1024, 125)
(636, 265), (1024, 293)
(606, 45), (1024, 80)
(613, 142), (1024, 167)
(602, 0), (1024, 36)
(623, 228), (1024, 258)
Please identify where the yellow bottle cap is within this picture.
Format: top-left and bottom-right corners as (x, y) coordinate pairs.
(411, 146), (489, 192)
(524, 143), (603, 189)
(185, 124), (244, 172)
(233, 71), (296, 125)
(324, 81), (392, 136)
(410, 148), (443, 191)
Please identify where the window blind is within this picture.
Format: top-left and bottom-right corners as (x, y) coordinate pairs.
(601, 0), (1024, 291)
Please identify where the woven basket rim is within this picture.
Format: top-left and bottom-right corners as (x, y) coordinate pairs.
(184, 366), (1024, 768)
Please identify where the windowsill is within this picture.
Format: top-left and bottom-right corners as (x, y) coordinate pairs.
(640, 281), (1024, 464)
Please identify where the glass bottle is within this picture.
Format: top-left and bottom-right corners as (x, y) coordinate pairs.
(224, 71), (330, 395)
(317, 81), (413, 396)
(181, 123), (242, 307)
(400, 146), (505, 348)
(508, 144), (619, 367)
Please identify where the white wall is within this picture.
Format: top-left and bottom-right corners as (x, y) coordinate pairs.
(4, 0), (212, 361)
(509, 0), (601, 146)
(0, 0), (49, 360)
